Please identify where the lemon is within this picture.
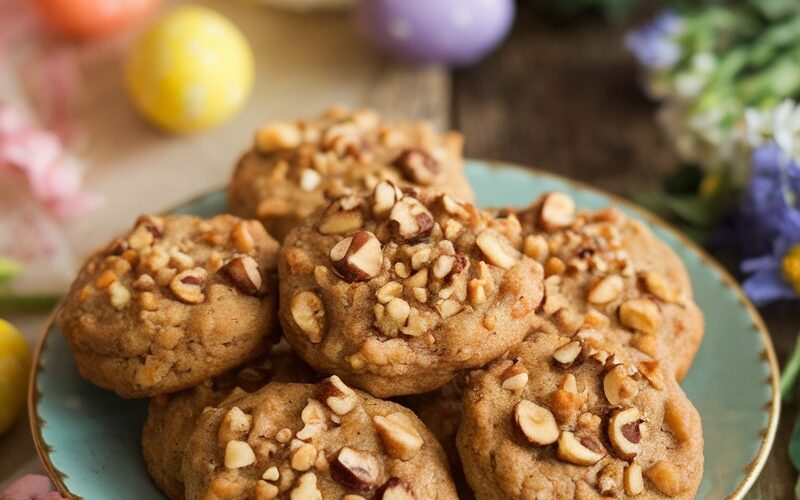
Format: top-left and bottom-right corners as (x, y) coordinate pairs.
(0, 318), (31, 435)
(125, 6), (254, 133)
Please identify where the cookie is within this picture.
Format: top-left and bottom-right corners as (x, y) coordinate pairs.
(229, 106), (475, 241)
(457, 332), (703, 499)
(142, 346), (317, 500)
(278, 182), (544, 397)
(514, 193), (704, 380)
(182, 376), (459, 500)
(59, 214), (280, 398)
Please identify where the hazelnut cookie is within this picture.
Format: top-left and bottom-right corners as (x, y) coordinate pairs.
(228, 106), (474, 241)
(142, 346), (317, 500)
(182, 377), (458, 500)
(514, 193), (704, 380)
(278, 182), (544, 397)
(59, 214), (280, 398)
(457, 333), (703, 500)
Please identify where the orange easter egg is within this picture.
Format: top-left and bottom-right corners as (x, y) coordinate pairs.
(34, 0), (159, 39)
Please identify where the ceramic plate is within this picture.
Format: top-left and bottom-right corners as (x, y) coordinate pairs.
(30, 160), (779, 499)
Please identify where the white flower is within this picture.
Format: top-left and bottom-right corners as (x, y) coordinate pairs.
(745, 100), (800, 160)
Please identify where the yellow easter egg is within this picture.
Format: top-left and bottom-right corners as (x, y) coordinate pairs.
(0, 318), (31, 435)
(125, 6), (254, 133)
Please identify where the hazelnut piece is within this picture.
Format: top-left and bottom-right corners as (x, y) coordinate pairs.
(587, 275), (624, 304)
(373, 413), (424, 460)
(501, 361), (529, 392)
(224, 440), (256, 469)
(619, 298), (662, 334)
(329, 231), (383, 282)
(608, 407), (642, 460)
(393, 148), (440, 185)
(645, 462), (686, 496)
(556, 431), (605, 466)
(318, 376), (357, 415)
(538, 193), (575, 230)
(218, 406), (252, 446)
(388, 197), (434, 243)
(290, 291), (325, 343)
(331, 447), (380, 492)
(514, 400), (559, 446)
(476, 230), (518, 270)
(378, 477), (415, 500)
(603, 365), (639, 406)
(624, 463), (644, 496)
(169, 268), (207, 304)
(222, 255), (262, 295)
(552, 341), (581, 366)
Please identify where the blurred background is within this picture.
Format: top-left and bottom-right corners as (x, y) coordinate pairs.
(2, 0), (800, 497)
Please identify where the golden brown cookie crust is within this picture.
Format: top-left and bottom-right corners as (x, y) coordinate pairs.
(229, 106), (474, 242)
(59, 214), (280, 398)
(182, 378), (458, 500)
(141, 347), (317, 499)
(457, 333), (703, 500)
(278, 183), (544, 397)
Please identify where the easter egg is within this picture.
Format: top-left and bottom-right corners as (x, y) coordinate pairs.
(125, 6), (254, 134)
(356, 0), (515, 66)
(34, 0), (159, 39)
(0, 319), (31, 435)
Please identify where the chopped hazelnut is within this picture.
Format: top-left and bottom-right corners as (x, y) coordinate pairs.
(169, 267), (207, 304)
(218, 406), (252, 446)
(587, 275), (624, 304)
(608, 407), (642, 460)
(331, 447), (380, 492)
(290, 291), (325, 343)
(556, 431), (605, 466)
(222, 255), (262, 295)
(476, 230), (518, 270)
(619, 298), (662, 334)
(373, 413), (424, 460)
(514, 400), (559, 446)
(224, 440), (256, 469)
(538, 193), (575, 231)
(624, 463), (644, 496)
(329, 231), (383, 282)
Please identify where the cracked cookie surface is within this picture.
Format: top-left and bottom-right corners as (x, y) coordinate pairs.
(457, 333), (703, 500)
(229, 106), (474, 242)
(278, 183), (544, 397)
(142, 346), (317, 500)
(182, 377), (458, 500)
(59, 214), (280, 398)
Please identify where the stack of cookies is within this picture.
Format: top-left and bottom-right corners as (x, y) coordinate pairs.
(58, 107), (705, 500)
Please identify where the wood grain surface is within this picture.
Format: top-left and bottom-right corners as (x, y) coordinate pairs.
(451, 5), (795, 497)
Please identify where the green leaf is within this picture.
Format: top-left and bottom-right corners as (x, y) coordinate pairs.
(790, 414), (800, 471)
(0, 256), (23, 287)
(0, 290), (60, 313)
(781, 335), (800, 402)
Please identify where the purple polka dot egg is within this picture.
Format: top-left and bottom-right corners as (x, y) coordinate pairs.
(356, 0), (515, 66)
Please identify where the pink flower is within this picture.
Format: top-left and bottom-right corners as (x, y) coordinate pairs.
(1, 474), (66, 500)
(0, 102), (100, 219)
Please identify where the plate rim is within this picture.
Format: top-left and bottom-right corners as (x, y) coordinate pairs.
(28, 159), (780, 500)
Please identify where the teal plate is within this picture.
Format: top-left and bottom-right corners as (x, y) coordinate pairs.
(30, 160), (779, 499)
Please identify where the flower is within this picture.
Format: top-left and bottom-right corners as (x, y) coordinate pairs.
(624, 11), (684, 70)
(0, 102), (100, 218)
(742, 212), (800, 305)
(1, 474), (66, 500)
(746, 100), (800, 161)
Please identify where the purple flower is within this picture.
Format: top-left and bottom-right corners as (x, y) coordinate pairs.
(727, 142), (800, 257)
(625, 11), (684, 70)
(741, 213), (800, 305)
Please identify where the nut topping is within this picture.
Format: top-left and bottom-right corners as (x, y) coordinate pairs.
(388, 197), (434, 243)
(645, 462), (685, 496)
(299, 169), (322, 192)
(331, 447), (380, 492)
(619, 298), (662, 334)
(290, 291), (325, 343)
(603, 365), (639, 406)
(539, 193), (576, 230)
(393, 148), (440, 185)
(372, 413), (424, 460)
(291, 443), (318, 471)
(587, 275), (624, 304)
(222, 255), (262, 295)
(319, 376), (357, 415)
(319, 210), (364, 235)
(552, 341), (581, 366)
(663, 400), (691, 443)
(224, 440), (256, 469)
(624, 463), (644, 496)
(329, 231), (383, 282)
(218, 406), (252, 446)
(290, 472), (322, 500)
(476, 231), (518, 269)
(642, 270), (680, 303)
(556, 431), (605, 466)
(169, 267), (207, 304)
(262, 466), (280, 481)
(372, 180), (403, 216)
(378, 477), (415, 500)
(255, 480), (279, 500)
(501, 361), (529, 392)
(608, 407), (642, 460)
(108, 282), (131, 310)
(514, 400), (559, 446)
(255, 122), (302, 152)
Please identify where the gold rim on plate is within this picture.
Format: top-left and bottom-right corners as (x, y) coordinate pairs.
(28, 162), (780, 500)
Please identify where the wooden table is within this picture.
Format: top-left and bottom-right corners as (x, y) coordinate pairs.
(1, 1), (795, 496)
